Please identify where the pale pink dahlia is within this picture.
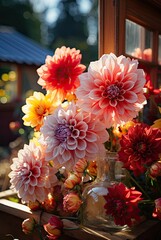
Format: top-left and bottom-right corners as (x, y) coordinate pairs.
(40, 102), (109, 169)
(76, 54), (147, 128)
(9, 141), (58, 203)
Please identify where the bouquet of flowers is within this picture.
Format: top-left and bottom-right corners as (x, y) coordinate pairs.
(8, 46), (161, 239)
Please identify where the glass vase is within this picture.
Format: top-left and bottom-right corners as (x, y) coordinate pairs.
(81, 151), (127, 231)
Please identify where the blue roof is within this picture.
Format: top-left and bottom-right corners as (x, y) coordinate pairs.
(0, 26), (53, 65)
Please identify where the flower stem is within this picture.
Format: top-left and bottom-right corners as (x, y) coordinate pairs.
(129, 173), (151, 200)
(37, 210), (45, 240)
(37, 225), (44, 240)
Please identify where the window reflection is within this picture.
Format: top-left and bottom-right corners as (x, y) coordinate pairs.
(125, 19), (152, 61)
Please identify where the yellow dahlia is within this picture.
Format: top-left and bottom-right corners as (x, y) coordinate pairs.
(22, 91), (61, 131)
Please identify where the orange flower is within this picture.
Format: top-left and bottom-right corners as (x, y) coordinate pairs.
(113, 121), (136, 138)
(74, 158), (88, 174)
(41, 193), (56, 213)
(37, 46), (86, 99)
(63, 192), (82, 213)
(22, 91), (60, 131)
(64, 172), (82, 189)
(87, 161), (97, 177)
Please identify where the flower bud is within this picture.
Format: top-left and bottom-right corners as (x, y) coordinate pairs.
(22, 217), (36, 234)
(153, 198), (161, 220)
(28, 200), (41, 211)
(63, 192), (82, 213)
(74, 158), (88, 173)
(64, 172), (81, 189)
(41, 193), (56, 213)
(87, 161), (97, 177)
(43, 216), (63, 239)
(149, 161), (161, 179)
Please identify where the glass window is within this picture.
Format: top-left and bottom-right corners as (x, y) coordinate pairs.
(125, 19), (152, 61)
(0, 65), (17, 104)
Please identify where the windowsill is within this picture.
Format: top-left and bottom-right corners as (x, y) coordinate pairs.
(0, 191), (161, 240)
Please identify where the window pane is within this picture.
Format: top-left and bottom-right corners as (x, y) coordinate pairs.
(0, 65), (17, 104)
(125, 19), (152, 61)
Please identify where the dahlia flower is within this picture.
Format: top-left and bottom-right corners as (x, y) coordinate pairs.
(76, 53), (146, 128)
(37, 46), (86, 99)
(118, 123), (161, 176)
(104, 182), (142, 226)
(9, 141), (58, 203)
(40, 102), (109, 169)
(22, 91), (60, 131)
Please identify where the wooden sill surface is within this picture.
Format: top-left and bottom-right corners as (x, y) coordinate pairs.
(0, 197), (161, 240)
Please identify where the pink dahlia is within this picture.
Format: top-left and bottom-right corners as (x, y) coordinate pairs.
(104, 182), (142, 226)
(37, 46), (86, 99)
(9, 141), (58, 203)
(76, 53), (146, 128)
(40, 102), (109, 169)
(118, 123), (161, 176)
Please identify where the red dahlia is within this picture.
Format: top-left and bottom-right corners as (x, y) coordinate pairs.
(118, 123), (161, 176)
(104, 182), (142, 226)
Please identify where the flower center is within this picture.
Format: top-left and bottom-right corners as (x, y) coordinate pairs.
(103, 84), (120, 99)
(135, 142), (147, 154)
(114, 200), (126, 215)
(36, 105), (46, 116)
(55, 124), (71, 143)
(56, 67), (70, 84)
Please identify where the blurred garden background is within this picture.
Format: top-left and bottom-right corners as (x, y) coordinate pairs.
(0, 0), (98, 191)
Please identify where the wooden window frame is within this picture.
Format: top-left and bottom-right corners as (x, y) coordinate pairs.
(99, 0), (161, 87)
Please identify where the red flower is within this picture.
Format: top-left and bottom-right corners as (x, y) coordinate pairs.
(37, 46), (86, 99)
(43, 216), (63, 240)
(118, 123), (161, 176)
(144, 79), (161, 99)
(104, 183), (142, 227)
